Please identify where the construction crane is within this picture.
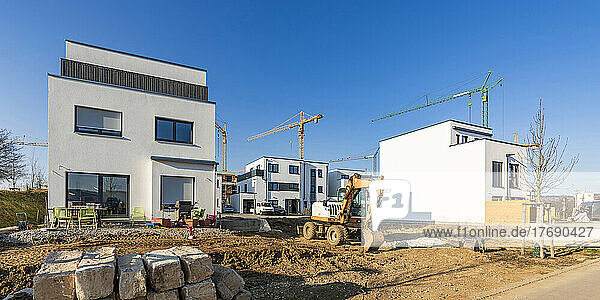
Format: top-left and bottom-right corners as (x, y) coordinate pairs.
(247, 111), (323, 160)
(329, 148), (379, 173)
(215, 122), (227, 172)
(9, 135), (48, 147)
(371, 71), (504, 127)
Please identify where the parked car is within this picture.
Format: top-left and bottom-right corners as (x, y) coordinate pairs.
(222, 204), (235, 213)
(255, 202), (275, 215)
(273, 205), (287, 215)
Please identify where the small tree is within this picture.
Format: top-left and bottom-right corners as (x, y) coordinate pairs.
(522, 99), (579, 201)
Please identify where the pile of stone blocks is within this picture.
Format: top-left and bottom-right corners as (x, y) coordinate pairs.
(20, 246), (251, 300)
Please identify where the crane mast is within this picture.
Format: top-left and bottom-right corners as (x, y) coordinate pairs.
(215, 122), (227, 172)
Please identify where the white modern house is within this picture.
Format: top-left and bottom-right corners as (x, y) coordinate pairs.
(379, 120), (527, 224)
(48, 40), (217, 220)
(327, 168), (366, 198)
(230, 156), (328, 214)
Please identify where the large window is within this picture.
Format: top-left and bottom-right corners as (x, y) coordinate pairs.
(75, 106), (122, 136)
(509, 164), (519, 188)
(161, 176), (194, 209)
(289, 165), (299, 174)
(66, 172), (128, 217)
(268, 182), (279, 191)
(492, 161), (503, 188)
(268, 163), (279, 173)
(155, 117), (193, 144)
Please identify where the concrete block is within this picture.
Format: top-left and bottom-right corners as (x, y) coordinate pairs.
(211, 264), (245, 300)
(143, 249), (185, 292)
(146, 289), (179, 300)
(32, 250), (82, 300)
(169, 246), (213, 283)
(232, 289), (251, 300)
(179, 279), (217, 300)
(117, 254), (147, 299)
(3, 288), (33, 300)
(75, 247), (117, 300)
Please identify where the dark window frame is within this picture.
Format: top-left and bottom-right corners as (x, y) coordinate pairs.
(74, 105), (123, 137)
(155, 117), (193, 144)
(492, 161), (503, 188)
(160, 175), (195, 209)
(341, 174), (350, 179)
(268, 163), (279, 173)
(65, 171), (130, 218)
(318, 186), (323, 193)
(289, 165), (299, 175)
(268, 182), (280, 191)
(317, 169), (323, 178)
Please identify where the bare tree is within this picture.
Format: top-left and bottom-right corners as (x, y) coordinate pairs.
(27, 152), (47, 189)
(521, 99), (579, 201)
(0, 129), (26, 189)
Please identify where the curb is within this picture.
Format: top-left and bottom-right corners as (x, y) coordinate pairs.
(477, 256), (600, 299)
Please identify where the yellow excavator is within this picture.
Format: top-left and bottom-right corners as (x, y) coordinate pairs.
(298, 173), (384, 249)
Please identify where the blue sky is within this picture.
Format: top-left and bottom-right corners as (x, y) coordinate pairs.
(0, 1), (598, 178)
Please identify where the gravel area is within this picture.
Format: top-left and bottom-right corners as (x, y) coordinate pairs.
(0, 226), (235, 245)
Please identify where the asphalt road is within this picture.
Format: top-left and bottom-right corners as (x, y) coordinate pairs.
(494, 259), (600, 299)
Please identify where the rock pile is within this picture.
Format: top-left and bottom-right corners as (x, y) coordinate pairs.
(8, 246), (250, 300)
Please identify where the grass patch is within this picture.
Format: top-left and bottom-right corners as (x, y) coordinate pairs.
(0, 190), (47, 228)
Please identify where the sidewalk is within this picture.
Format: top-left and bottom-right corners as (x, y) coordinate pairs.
(493, 258), (600, 299)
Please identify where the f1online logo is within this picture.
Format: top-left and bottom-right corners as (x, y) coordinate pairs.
(368, 179), (410, 231)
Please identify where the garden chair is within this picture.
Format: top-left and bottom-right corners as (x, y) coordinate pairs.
(131, 207), (146, 225)
(53, 207), (71, 228)
(78, 208), (97, 229)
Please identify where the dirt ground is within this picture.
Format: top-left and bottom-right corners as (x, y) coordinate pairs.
(1, 218), (599, 299)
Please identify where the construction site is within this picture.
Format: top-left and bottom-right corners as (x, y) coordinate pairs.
(2, 3), (600, 298)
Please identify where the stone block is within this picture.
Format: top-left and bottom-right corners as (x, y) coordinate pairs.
(32, 250), (82, 300)
(75, 247), (116, 300)
(211, 264), (244, 300)
(143, 249), (184, 292)
(168, 246), (213, 283)
(117, 254), (147, 299)
(232, 289), (251, 300)
(146, 289), (179, 300)
(179, 279), (217, 300)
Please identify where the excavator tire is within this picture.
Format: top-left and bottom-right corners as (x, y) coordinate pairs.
(303, 222), (317, 240)
(327, 225), (348, 246)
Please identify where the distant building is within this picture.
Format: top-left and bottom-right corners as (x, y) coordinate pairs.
(379, 120), (528, 224)
(327, 168), (366, 198)
(575, 192), (600, 207)
(231, 156), (328, 214)
(48, 40), (217, 219)
(217, 171), (237, 209)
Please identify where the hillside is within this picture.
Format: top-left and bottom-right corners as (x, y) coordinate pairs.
(0, 190), (47, 228)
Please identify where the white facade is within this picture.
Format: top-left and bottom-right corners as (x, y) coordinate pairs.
(233, 156), (328, 214)
(379, 120), (527, 224)
(48, 40), (217, 219)
(327, 168), (366, 197)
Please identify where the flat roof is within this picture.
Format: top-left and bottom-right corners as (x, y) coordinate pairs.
(248, 156), (329, 165)
(380, 119), (491, 142)
(66, 40), (207, 72)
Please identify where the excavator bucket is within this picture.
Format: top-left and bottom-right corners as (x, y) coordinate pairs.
(362, 229), (385, 251)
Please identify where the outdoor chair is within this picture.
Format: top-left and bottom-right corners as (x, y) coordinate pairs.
(131, 207), (146, 225)
(192, 207), (205, 219)
(53, 207), (71, 228)
(78, 208), (97, 229)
